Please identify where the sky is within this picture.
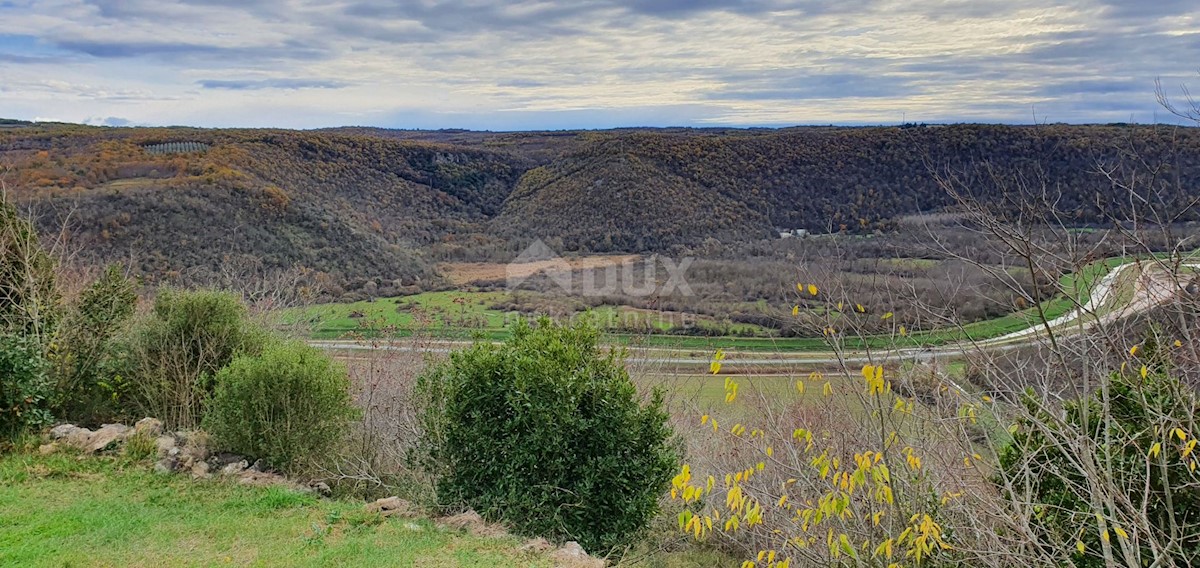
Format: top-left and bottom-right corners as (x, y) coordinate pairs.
(1, 0), (1198, 130)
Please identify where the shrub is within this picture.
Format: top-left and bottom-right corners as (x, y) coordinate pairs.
(51, 265), (138, 425)
(204, 341), (357, 475)
(120, 288), (267, 429)
(0, 333), (52, 444)
(0, 195), (60, 344)
(415, 318), (680, 554)
(998, 363), (1200, 567)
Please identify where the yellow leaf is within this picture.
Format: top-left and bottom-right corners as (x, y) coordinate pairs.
(1076, 540), (1086, 554)
(1175, 340), (1184, 348)
(807, 284), (818, 296)
(1150, 442), (1162, 459)
(856, 303), (865, 313)
(1140, 365), (1149, 379)
(1114, 527), (1128, 540)
(899, 325), (907, 337)
(881, 312), (893, 320)
(795, 380), (805, 394)
(823, 382), (833, 397)
(1130, 345), (1141, 356)
(792, 305), (800, 316)
(1174, 428), (1187, 441)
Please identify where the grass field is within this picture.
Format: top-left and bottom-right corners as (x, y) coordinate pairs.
(0, 449), (726, 568)
(287, 254), (1192, 352)
(284, 291), (770, 340)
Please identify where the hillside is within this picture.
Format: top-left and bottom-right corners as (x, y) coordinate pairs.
(1, 124), (526, 297)
(495, 137), (776, 251)
(496, 124), (1200, 250)
(4, 121), (1200, 295)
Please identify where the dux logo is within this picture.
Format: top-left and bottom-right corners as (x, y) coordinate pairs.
(506, 239), (693, 297)
(506, 239), (574, 291)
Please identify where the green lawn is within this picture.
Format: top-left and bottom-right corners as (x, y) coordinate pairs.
(0, 449), (731, 568)
(0, 451), (552, 568)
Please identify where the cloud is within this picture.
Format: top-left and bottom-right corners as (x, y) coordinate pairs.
(197, 78), (349, 90)
(0, 0), (1197, 128)
(83, 116), (133, 126)
(51, 38), (331, 62)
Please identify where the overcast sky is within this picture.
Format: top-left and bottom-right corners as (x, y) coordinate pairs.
(1, 0), (1198, 130)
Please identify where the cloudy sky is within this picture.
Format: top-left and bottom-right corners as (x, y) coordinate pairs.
(1, 0), (1198, 129)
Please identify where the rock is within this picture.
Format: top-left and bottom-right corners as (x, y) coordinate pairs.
(518, 537), (553, 554)
(37, 443), (58, 455)
(237, 470), (291, 487)
(365, 496), (418, 518)
(155, 435), (177, 457)
(439, 510), (508, 538)
(190, 460), (211, 479)
(50, 424), (95, 449)
(134, 418), (163, 437)
(49, 424), (83, 439)
(220, 460), (249, 476)
(154, 458), (176, 474)
(180, 432), (209, 463)
(85, 424), (132, 453)
(549, 541), (605, 568)
(66, 429), (95, 449)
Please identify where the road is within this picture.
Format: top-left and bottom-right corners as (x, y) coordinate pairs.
(311, 260), (1198, 372)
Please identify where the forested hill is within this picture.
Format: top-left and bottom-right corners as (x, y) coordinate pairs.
(496, 124), (1200, 251)
(2, 122), (1198, 293)
(1, 124), (527, 294)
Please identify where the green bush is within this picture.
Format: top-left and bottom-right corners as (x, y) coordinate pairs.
(0, 333), (52, 444)
(51, 265), (138, 425)
(415, 318), (680, 554)
(204, 341), (357, 474)
(120, 288), (267, 429)
(998, 360), (1200, 567)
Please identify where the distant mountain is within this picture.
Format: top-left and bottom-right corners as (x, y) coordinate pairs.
(3, 123), (1198, 296)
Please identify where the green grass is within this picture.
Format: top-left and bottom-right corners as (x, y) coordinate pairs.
(0, 449), (732, 568)
(288, 253), (1197, 353)
(0, 451), (549, 568)
(284, 290), (771, 340)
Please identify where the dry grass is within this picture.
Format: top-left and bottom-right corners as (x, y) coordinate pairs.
(438, 254), (640, 285)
